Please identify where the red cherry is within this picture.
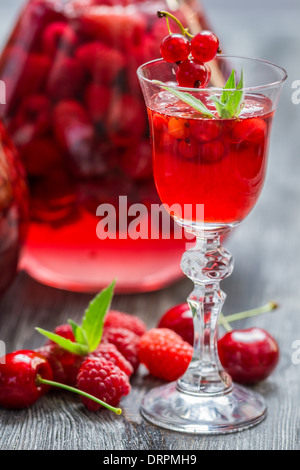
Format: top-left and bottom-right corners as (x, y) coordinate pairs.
(218, 327), (279, 384)
(0, 350), (53, 409)
(191, 31), (219, 63)
(176, 58), (210, 88)
(157, 303), (193, 345)
(160, 34), (190, 63)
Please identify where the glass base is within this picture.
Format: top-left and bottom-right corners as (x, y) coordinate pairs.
(140, 382), (266, 434)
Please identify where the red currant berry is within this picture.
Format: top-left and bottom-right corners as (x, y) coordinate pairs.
(218, 327), (279, 384)
(191, 31), (219, 63)
(160, 34), (190, 63)
(176, 58), (209, 88)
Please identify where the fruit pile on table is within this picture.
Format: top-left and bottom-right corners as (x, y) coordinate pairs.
(0, 282), (279, 413)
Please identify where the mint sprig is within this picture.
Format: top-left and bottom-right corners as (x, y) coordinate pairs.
(36, 280), (116, 356)
(209, 69), (244, 118)
(153, 80), (215, 118)
(153, 68), (244, 119)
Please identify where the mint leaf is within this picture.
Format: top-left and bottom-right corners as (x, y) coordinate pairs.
(220, 68), (236, 104)
(209, 68), (244, 119)
(81, 280), (115, 351)
(36, 281), (116, 356)
(68, 319), (88, 347)
(153, 80), (216, 118)
(35, 328), (89, 355)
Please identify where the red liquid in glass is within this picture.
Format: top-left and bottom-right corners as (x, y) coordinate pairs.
(148, 93), (274, 225)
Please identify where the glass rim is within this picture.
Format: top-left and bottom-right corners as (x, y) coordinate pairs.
(137, 54), (288, 93)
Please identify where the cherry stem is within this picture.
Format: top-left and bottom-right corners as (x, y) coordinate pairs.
(36, 375), (122, 415)
(218, 301), (278, 332)
(157, 10), (194, 39)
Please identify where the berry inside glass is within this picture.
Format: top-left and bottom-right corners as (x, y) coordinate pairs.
(137, 55), (287, 434)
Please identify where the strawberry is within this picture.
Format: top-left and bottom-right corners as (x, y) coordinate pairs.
(138, 328), (193, 382)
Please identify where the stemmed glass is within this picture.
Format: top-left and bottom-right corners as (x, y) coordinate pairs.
(137, 56), (287, 434)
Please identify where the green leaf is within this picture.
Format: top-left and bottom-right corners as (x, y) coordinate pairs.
(35, 328), (89, 356)
(68, 319), (88, 347)
(81, 280), (116, 352)
(153, 80), (216, 118)
(210, 68), (245, 119)
(220, 68), (236, 104)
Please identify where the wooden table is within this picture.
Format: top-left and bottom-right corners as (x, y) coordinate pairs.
(0, 0), (299, 451)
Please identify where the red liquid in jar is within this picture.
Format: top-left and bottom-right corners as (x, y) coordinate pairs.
(0, 0), (208, 292)
(0, 122), (28, 295)
(148, 93), (274, 225)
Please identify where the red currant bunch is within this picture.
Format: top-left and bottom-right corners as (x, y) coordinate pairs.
(158, 11), (220, 89)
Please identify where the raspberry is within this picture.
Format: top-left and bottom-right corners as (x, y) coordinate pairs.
(21, 138), (63, 177)
(138, 328), (193, 381)
(120, 141), (153, 181)
(77, 7), (146, 49)
(84, 83), (111, 123)
(36, 344), (67, 384)
(51, 324), (76, 343)
(0, 45), (27, 78)
(42, 22), (78, 57)
(53, 100), (94, 175)
(76, 357), (131, 411)
(106, 94), (146, 146)
(104, 310), (146, 337)
(89, 343), (133, 377)
(46, 54), (85, 100)
(76, 41), (124, 85)
(10, 94), (51, 145)
(36, 343), (84, 386)
(101, 327), (140, 372)
(19, 53), (51, 96)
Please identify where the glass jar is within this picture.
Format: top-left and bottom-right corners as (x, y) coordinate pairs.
(0, 120), (28, 296)
(0, 0), (209, 293)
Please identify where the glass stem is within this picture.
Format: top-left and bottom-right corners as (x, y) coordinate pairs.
(178, 231), (234, 395)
